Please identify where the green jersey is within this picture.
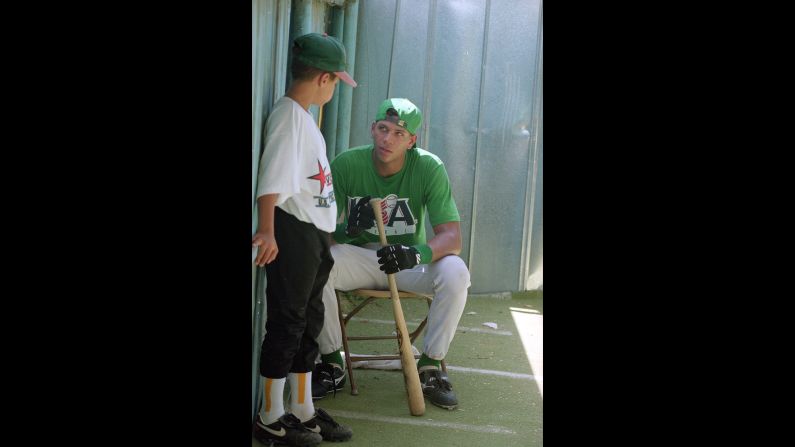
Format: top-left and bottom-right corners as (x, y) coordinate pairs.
(331, 144), (460, 246)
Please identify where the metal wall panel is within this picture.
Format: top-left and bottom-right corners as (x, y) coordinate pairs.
(349, 0), (543, 293)
(289, 0), (333, 121)
(349, 0), (399, 148)
(522, 19), (542, 291)
(468, 0), (541, 292)
(384, 0), (432, 102)
(425, 0), (487, 273)
(252, 0), (299, 421)
(525, 120), (542, 290)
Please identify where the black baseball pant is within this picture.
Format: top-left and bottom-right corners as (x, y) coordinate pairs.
(259, 206), (334, 378)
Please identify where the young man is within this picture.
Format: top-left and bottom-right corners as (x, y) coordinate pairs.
(252, 33), (356, 446)
(313, 98), (471, 410)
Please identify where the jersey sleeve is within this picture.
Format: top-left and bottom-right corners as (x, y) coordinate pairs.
(330, 155), (349, 222)
(330, 154), (352, 243)
(424, 161), (461, 227)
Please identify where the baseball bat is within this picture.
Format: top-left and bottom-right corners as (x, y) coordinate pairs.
(370, 198), (425, 416)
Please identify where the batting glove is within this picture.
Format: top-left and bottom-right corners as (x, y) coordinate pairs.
(376, 244), (421, 274)
(346, 195), (376, 236)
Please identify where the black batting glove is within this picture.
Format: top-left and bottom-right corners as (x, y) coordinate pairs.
(376, 244), (421, 274)
(346, 195), (376, 236)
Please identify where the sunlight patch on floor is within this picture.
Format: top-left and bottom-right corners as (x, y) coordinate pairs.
(510, 306), (543, 397)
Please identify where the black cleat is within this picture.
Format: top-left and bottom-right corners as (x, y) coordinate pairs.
(419, 369), (459, 410)
(303, 408), (353, 442)
(311, 363), (346, 400)
(253, 413), (323, 446)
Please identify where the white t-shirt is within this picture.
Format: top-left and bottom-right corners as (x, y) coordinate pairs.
(256, 96), (337, 233)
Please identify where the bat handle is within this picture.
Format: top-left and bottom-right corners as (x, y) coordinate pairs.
(369, 198), (389, 246)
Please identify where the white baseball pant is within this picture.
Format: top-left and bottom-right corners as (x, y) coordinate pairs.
(317, 243), (471, 360)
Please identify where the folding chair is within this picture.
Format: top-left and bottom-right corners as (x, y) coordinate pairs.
(335, 288), (446, 395)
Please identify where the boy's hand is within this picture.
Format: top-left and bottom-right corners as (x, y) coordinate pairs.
(252, 232), (278, 266)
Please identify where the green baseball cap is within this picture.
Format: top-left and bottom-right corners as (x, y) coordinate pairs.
(293, 33), (357, 87)
(375, 98), (422, 135)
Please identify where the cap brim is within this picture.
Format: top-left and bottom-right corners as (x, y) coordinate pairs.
(335, 71), (357, 87)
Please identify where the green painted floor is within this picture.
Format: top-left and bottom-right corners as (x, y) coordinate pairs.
(253, 291), (543, 446)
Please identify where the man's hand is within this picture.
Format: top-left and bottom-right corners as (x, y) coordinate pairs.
(376, 244), (421, 274)
(346, 195), (376, 236)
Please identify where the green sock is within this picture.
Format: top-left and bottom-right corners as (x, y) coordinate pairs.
(417, 354), (441, 371)
(321, 351), (344, 369)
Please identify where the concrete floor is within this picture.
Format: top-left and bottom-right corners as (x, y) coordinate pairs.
(253, 291), (543, 446)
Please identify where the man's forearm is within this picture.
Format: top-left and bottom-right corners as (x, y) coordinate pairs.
(426, 222), (462, 262)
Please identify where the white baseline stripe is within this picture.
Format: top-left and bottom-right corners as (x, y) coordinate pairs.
(454, 325), (513, 336)
(350, 318), (513, 336)
(348, 359), (540, 381)
(446, 365), (541, 381)
(329, 410), (516, 435)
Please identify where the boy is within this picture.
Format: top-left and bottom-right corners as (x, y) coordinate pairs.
(252, 33), (356, 446)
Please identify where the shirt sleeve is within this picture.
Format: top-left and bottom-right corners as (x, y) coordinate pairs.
(424, 161), (461, 226)
(330, 155), (353, 243)
(255, 106), (301, 204)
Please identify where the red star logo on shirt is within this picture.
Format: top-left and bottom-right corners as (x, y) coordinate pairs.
(307, 160), (328, 194)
